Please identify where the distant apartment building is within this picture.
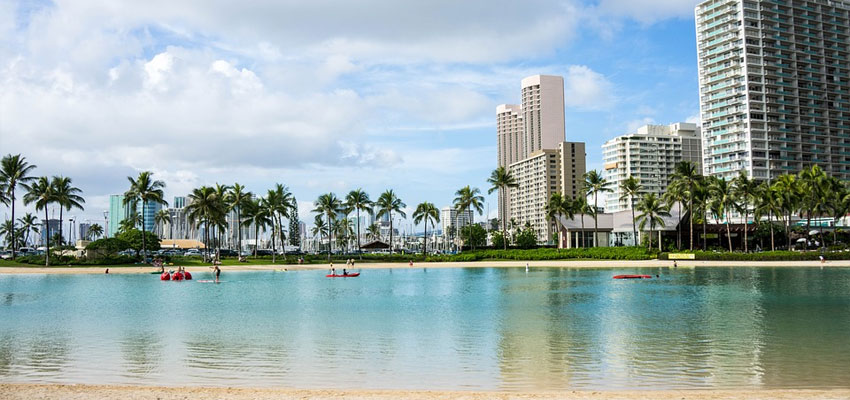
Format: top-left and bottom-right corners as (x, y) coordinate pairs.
(497, 75), (587, 242)
(440, 206), (474, 237)
(78, 222), (91, 241)
(108, 194), (163, 237)
(696, 0), (850, 181)
(40, 219), (61, 245)
(602, 123), (702, 212)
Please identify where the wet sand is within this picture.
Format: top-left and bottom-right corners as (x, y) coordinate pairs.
(0, 259), (847, 274)
(2, 384), (849, 400)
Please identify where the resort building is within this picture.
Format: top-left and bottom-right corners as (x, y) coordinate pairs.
(696, 0), (850, 181)
(497, 74), (586, 243)
(602, 123), (702, 212)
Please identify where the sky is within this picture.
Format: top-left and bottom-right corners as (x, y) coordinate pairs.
(0, 0), (703, 233)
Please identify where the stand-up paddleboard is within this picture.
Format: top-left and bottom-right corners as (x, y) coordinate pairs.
(326, 273), (360, 278)
(197, 280), (223, 283)
(613, 274), (652, 279)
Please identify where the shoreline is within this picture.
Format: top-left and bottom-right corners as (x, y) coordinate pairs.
(2, 384), (850, 400)
(0, 259), (847, 274)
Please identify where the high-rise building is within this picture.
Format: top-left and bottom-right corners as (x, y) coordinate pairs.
(107, 194), (162, 237)
(40, 219), (61, 245)
(496, 75), (586, 242)
(440, 206), (474, 237)
(173, 196), (186, 209)
(696, 0), (850, 181)
(78, 222), (91, 241)
(602, 123), (702, 212)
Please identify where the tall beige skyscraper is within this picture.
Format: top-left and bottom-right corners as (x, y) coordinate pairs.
(497, 75), (585, 243)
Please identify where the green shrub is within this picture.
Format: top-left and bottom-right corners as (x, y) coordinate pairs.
(659, 250), (850, 261)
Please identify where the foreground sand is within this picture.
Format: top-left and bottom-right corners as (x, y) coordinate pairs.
(2, 384), (850, 400)
(0, 259), (848, 274)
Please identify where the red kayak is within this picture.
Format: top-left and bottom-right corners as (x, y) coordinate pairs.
(326, 273), (360, 278)
(160, 272), (171, 281)
(613, 274), (652, 279)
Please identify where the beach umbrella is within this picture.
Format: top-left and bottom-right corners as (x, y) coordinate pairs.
(796, 238), (808, 243)
(808, 230), (820, 235)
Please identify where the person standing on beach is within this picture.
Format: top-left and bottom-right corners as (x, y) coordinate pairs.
(214, 265), (221, 283)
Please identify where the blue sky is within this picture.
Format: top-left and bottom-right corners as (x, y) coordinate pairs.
(0, 0), (701, 231)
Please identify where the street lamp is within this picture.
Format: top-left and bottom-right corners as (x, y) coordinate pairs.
(69, 217), (75, 244)
(103, 210), (109, 239)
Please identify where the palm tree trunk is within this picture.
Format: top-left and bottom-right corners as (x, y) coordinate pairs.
(769, 213), (774, 251)
(725, 206), (732, 252)
(502, 188), (508, 251)
(328, 212), (333, 261)
(631, 197), (637, 247)
(786, 211), (792, 250)
(271, 220), (277, 263)
(689, 191), (694, 251)
(278, 214), (287, 261)
(10, 195), (16, 259)
(389, 212), (393, 254)
(59, 208), (64, 246)
(702, 215), (707, 250)
(141, 201), (147, 263)
(744, 209), (749, 253)
(593, 193), (598, 247)
(44, 207), (50, 266)
(658, 224), (662, 251)
(356, 208), (362, 260)
(237, 208), (242, 255)
(423, 221), (428, 256)
(649, 223), (653, 251)
(677, 202), (682, 250)
(254, 223), (259, 257)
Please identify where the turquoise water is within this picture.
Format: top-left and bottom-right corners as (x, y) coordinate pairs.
(1, 267), (850, 390)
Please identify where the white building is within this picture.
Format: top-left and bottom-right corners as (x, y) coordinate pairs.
(696, 0), (850, 181)
(440, 206), (474, 237)
(602, 123), (702, 212)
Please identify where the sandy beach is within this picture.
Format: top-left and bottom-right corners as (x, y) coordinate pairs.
(0, 259), (848, 274)
(2, 384), (850, 400)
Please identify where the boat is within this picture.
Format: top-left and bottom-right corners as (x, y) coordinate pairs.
(613, 274), (652, 279)
(183, 271), (192, 280)
(326, 273), (360, 278)
(160, 272), (171, 281)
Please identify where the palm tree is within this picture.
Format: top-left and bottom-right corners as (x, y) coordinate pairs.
(693, 179), (711, 250)
(452, 186), (484, 250)
(772, 174), (800, 250)
(311, 215), (330, 254)
(545, 192), (572, 250)
(313, 193), (343, 260)
(87, 223), (103, 240)
(753, 181), (781, 251)
(124, 172), (167, 261)
(619, 176), (642, 246)
(412, 202), (440, 255)
(22, 177), (54, 266)
(335, 217), (355, 251)
(268, 184), (295, 261)
(227, 183), (252, 254)
(186, 186), (223, 261)
(636, 193), (670, 251)
(366, 223), (381, 241)
(825, 178), (850, 246)
(1, 220), (18, 248)
(584, 170), (610, 247)
(375, 189), (406, 254)
(119, 214), (142, 233)
(50, 176), (85, 246)
(731, 171), (759, 252)
(663, 180), (687, 250)
(17, 213), (39, 246)
(1, 154), (37, 258)
(709, 177), (737, 252)
(154, 209), (171, 238)
(345, 189), (373, 259)
(241, 198), (271, 257)
(487, 166), (519, 250)
(798, 165), (829, 247)
(573, 196), (590, 248)
(671, 161), (702, 251)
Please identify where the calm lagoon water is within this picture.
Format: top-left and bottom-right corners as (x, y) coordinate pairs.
(1, 267), (850, 390)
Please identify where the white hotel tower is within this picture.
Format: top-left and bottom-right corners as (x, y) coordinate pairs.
(696, 0), (850, 181)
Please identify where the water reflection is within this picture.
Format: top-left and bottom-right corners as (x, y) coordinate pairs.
(0, 268), (849, 390)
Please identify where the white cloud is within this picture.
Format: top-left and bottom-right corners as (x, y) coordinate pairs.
(625, 117), (656, 133)
(564, 65), (616, 111)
